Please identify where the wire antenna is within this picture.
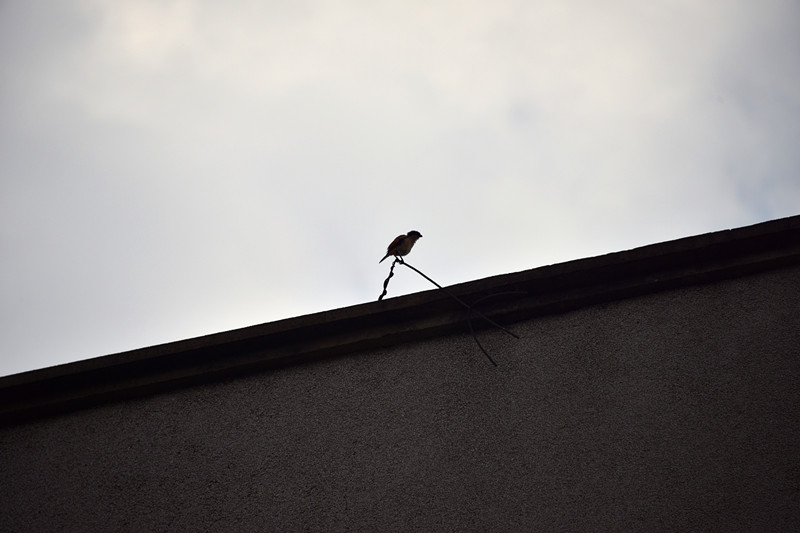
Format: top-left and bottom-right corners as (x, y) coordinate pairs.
(378, 257), (519, 365)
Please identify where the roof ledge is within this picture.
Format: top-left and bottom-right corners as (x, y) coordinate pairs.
(2, 215), (799, 425)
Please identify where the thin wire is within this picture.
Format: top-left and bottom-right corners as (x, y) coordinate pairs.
(465, 291), (528, 366)
(378, 257), (521, 366)
(399, 259), (519, 340)
(466, 311), (498, 366)
(377, 259), (399, 301)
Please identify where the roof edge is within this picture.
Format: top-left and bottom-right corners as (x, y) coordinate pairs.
(2, 215), (799, 425)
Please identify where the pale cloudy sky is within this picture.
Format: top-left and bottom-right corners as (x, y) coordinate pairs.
(1, 0), (798, 376)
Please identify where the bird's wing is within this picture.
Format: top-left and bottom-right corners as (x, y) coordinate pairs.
(386, 234), (406, 253)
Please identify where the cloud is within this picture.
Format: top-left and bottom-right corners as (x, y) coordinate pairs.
(1, 0), (798, 375)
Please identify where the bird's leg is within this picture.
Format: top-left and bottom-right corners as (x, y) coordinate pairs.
(397, 256), (405, 264)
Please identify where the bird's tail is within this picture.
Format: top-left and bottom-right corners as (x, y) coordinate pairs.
(379, 254), (390, 263)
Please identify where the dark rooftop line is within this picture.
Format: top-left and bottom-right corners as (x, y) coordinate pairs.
(2, 215), (799, 426)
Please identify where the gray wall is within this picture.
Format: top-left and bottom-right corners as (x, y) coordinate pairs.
(2, 265), (799, 532)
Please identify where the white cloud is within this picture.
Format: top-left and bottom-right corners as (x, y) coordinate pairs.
(1, 0), (798, 375)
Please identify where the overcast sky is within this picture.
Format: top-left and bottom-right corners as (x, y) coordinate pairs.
(1, 0), (798, 377)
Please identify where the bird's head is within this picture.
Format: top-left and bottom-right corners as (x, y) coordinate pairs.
(407, 230), (422, 239)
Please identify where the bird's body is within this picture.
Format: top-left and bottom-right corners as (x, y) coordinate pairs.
(379, 230), (422, 263)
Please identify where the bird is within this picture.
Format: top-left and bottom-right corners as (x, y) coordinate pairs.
(379, 230), (423, 263)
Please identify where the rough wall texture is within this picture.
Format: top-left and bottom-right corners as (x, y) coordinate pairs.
(2, 265), (799, 532)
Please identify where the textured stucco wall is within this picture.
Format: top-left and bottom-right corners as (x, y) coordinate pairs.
(2, 265), (799, 532)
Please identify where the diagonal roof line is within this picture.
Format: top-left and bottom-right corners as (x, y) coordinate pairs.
(2, 215), (799, 426)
